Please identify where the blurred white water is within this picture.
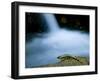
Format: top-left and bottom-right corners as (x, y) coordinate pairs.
(26, 14), (89, 68)
(42, 13), (60, 32)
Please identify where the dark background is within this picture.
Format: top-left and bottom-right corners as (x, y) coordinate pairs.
(26, 13), (89, 34)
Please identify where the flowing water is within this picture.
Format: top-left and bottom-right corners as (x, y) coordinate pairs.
(26, 13), (89, 68)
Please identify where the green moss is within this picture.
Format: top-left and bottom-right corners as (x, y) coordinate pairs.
(38, 54), (89, 67)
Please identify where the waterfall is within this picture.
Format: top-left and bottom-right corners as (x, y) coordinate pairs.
(26, 13), (89, 68)
(42, 13), (60, 32)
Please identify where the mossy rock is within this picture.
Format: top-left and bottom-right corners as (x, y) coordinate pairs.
(38, 54), (89, 67)
(57, 54), (89, 65)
